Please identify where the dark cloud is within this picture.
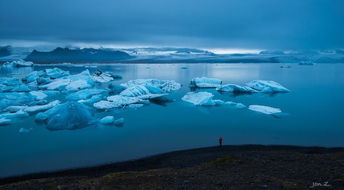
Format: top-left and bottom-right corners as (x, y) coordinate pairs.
(0, 0), (343, 49)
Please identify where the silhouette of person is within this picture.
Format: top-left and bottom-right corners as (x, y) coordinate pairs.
(219, 136), (223, 147)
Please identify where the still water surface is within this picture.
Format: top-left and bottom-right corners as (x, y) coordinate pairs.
(0, 63), (343, 177)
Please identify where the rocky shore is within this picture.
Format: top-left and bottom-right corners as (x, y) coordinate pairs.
(1, 145), (344, 190)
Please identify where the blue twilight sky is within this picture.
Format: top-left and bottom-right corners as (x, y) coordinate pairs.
(0, 0), (343, 50)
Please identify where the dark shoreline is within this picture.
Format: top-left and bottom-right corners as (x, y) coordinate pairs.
(1, 144), (344, 189)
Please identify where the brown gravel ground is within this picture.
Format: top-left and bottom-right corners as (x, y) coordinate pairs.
(0, 145), (344, 190)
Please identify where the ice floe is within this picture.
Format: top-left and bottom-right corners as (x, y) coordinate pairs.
(217, 84), (257, 93)
(182, 92), (222, 106)
(0, 118), (11, 125)
(224, 101), (246, 109)
(121, 79), (181, 92)
(248, 105), (282, 115)
(120, 85), (166, 99)
(19, 128), (32, 133)
(190, 77), (222, 88)
(29, 91), (47, 100)
(94, 95), (141, 109)
(24, 100), (60, 113)
(246, 80), (289, 93)
(100, 116), (115, 125)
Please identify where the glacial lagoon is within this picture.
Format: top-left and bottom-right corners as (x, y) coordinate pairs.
(0, 63), (344, 177)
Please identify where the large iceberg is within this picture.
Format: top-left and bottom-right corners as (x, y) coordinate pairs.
(217, 84), (257, 93)
(246, 80), (289, 93)
(248, 105), (282, 115)
(39, 102), (94, 130)
(39, 70), (95, 91)
(121, 79), (181, 92)
(190, 77), (222, 88)
(182, 92), (222, 106)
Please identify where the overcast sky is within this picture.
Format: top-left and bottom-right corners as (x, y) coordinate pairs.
(0, 0), (343, 50)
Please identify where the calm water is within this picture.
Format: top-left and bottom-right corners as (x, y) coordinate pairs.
(1, 63), (344, 177)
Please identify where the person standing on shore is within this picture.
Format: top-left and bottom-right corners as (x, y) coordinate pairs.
(219, 136), (223, 147)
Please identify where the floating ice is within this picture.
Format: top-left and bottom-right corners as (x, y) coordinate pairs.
(0, 92), (35, 110)
(23, 71), (45, 83)
(0, 110), (29, 120)
(121, 79), (181, 92)
(29, 91), (47, 100)
(9, 60), (33, 67)
(40, 78), (71, 90)
(78, 94), (103, 105)
(225, 101), (246, 109)
(19, 128), (32, 133)
(190, 77), (222, 88)
(92, 72), (114, 83)
(65, 70), (95, 91)
(128, 104), (144, 109)
(217, 84), (257, 93)
(182, 92), (221, 106)
(24, 100), (60, 113)
(43, 102), (94, 130)
(45, 68), (69, 79)
(120, 85), (166, 99)
(67, 88), (107, 101)
(246, 80), (289, 93)
(248, 105), (282, 115)
(113, 118), (124, 126)
(100, 116), (114, 125)
(0, 118), (11, 125)
(108, 83), (126, 94)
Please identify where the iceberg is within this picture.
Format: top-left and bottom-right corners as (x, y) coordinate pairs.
(190, 77), (222, 88)
(248, 105), (282, 115)
(0, 110), (29, 120)
(65, 79), (92, 91)
(8, 59), (33, 67)
(99, 116), (114, 125)
(65, 70), (95, 91)
(217, 84), (257, 93)
(45, 68), (69, 79)
(121, 79), (181, 92)
(4, 105), (27, 113)
(0, 92), (35, 110)
(40, 78), (71, 90)
(113, 118), (124, 126)
(246, 80), (289, 93)
(119, 85), (166, 99)
(128, 104), (144, 109)
(19, 128), (32, 133)
(24, 100), (60, 113)
(23, 71), (45, 83)
(92, 72), (114, 83)
(182, 92), (220, 106)
(29, 91), (47, 100)
(108, 83), (126, 94)
(78, 94), (103, 105)
(225, 101), (246, 109)
(43, 102), (94, 130)
(94, 95), (140, 109)
(67, 88), (107, 101)
(0, 118), (11, 125)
